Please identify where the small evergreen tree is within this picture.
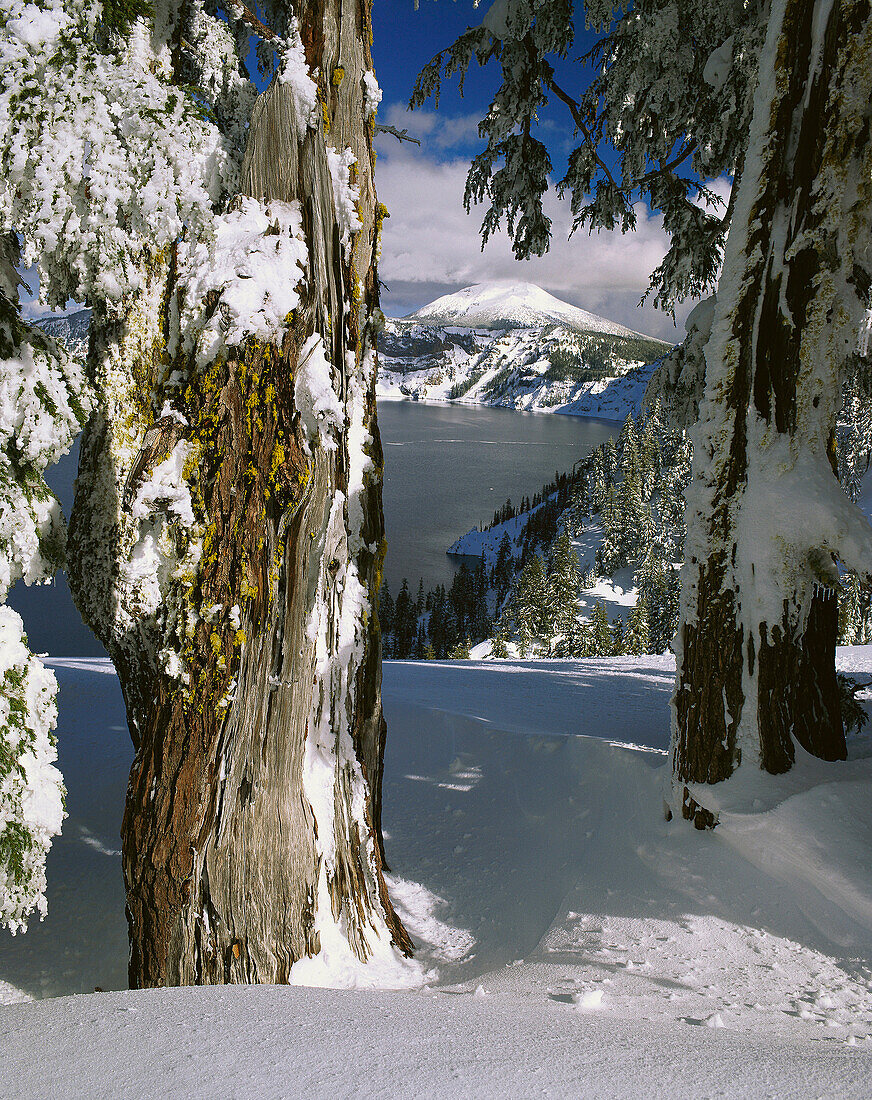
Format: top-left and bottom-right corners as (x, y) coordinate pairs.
(590, 603), (614, 657)
(416, 578), (425, 618)
(624, 600), (651, 655)
(599, 484), (624, 574)
(546, 530), (582, 640)
(379, 582), (395, 638)
(611, 617), (625, 656)
(501, 552), (547, 656)
(619, 414), (641, 487)
(394, 580), (417, 660)
(493, 532), (514, 604)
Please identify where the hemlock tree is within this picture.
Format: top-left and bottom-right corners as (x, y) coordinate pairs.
(590, 601), (613, 656)
(624, 599), (650, 656)
(1, 1), (420, 987)
(546, 528), (582, 640)
(416, 0), (872, 824)
(0, 233), (90, 931)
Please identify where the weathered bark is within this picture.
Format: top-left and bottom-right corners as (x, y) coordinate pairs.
(673, 0), (872, 824)
(69, 3), (413, 986)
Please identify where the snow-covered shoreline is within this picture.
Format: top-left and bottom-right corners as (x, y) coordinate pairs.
(375, 389), (646, 425)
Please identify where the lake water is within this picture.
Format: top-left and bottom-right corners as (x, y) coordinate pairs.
(378, 401), (613, 595)
(8, 402), (614, 656)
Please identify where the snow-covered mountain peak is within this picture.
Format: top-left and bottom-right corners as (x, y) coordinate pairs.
(403, 282), (645, 338)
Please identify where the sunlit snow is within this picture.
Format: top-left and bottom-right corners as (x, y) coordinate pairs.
(2, 652), (872, 1096)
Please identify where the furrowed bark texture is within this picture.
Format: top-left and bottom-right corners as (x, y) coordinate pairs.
(69, 2), (412, 986)
(674, 0), (872, 827)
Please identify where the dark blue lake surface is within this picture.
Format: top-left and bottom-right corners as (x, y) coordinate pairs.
(377, 401), (613, 595)
(9, 402), (614, 656)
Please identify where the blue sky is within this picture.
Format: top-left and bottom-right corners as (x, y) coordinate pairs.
(368, 1), (696, 339)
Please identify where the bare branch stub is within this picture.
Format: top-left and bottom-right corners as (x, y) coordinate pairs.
(375, 124), (421, 146)
(227, 1), (280, 43)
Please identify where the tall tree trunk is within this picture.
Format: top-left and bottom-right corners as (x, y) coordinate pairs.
(673, 0), (872, 827)
(68, 3), (416, 986)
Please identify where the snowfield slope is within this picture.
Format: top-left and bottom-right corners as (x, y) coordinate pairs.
(377, 282), (671, 418)
(2, 653), (872, 1097)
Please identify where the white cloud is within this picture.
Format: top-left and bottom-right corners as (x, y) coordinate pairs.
(374, 120), (696, 341)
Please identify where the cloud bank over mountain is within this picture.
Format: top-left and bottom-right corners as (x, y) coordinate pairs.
(374, 106), (698, 342)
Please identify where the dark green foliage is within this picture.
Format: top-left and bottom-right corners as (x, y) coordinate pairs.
(0, 822), (30, 890)
(392, 580), (418, 659)
(381, 559), (492, 660)
(501, 553), (548, 656)
(378, 582), (394, 636)
(624, 599), (651, 655)
(590, 602), (614, 655)
(491, 405), (689, 658)
(384, 406), (689, 662)
(637, 554), (681, 654)
(416, 579), (425, 617)
(100, 0), (154, 37)
(490, 499), (516, 528)
(837, 673), (869, 737)
(491, 533), (515, 605)
(546, 529), (582, 638)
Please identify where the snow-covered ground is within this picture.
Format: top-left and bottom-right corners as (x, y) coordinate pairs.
(2, 653), (872, 1097)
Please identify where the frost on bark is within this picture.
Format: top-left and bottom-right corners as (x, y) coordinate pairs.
(673, 0), (872, 826)
(67, 5), (415, 987)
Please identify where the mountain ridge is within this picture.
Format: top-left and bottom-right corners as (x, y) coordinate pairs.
(28, 286), (672, 423)
(379, 282), (672, 419)
(401, 281), (650, 339)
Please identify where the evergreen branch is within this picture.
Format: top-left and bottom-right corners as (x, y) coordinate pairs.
(638, 140), (699, 186)
(543, 72), (629, 206)
(545, 71), (699, 200)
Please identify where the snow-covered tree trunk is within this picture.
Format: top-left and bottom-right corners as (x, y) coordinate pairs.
(68, 6), (415, 987)
(674, 0), (872, 825)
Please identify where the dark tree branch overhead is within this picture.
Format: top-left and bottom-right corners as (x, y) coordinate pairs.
(544, 71), (700, 198)
(543, 72), (627, 203)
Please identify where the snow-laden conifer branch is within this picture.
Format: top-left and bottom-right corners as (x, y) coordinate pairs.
(0, 231), (91, 931)
(412, 0), (758, 308)
(225, 0), (280, 43)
